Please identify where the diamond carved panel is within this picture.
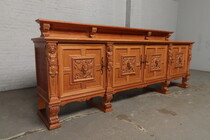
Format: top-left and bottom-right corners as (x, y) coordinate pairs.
(175, 53), (184, 68)
(150, 54), (161, 71)
(121, 56), (136, 75)
(72, 56), (95, 82)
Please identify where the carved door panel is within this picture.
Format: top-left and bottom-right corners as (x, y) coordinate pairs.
(58, 44), (105, 97)
(169, 45), (188, 76)
(113, 45), (144, 87)
(144, 45), (167, 82)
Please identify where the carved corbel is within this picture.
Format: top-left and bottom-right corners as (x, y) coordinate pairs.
(145, 31), (152, 40)
(40, 23), (50, 37)
(89, 27), (97, 38)
(166, 33), (172, 41)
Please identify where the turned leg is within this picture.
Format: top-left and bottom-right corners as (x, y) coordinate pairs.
(161, 80), (170, 94)
(102, 93), (113, 112)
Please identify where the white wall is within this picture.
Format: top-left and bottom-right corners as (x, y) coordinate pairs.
(176, 0), (210, 71)
(0, 0), (188, 92)
(130, 0), (179, 40)
(0, 0), (126, 91)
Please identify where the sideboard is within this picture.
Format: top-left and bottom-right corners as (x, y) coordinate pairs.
(32, 19), (193, 129)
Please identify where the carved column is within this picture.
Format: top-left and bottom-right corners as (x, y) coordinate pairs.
(161, 44), (172, 94)
(102, 42), (114, 112)
(46, 42), (59, 102)
(182, 45), (192, 88)
(46, 42), (61, 129)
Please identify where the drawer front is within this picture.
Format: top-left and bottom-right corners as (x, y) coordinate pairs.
(169, 45), (188, 76)
(113, 44), (144, 87)
(58, 44), (105, 97)
(144, 45), (167, 82)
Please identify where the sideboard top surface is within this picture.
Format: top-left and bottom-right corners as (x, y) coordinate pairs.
(32, 19), (194, 44)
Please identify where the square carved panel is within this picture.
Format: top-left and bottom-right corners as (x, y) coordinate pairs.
(72, 56), (95, 82)
(150, 54), (161, 71)
(121, 56), (136, 75)
(175, 53), (184, 68)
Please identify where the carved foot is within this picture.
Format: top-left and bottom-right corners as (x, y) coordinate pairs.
(171, 74), (190, 88)
(86, 94), (113, 112)
(38, 105), (61, 130)
(181, 75), (190, 88)
(102, 93), (113, 112)
(161, 80), (170, 94)
(145, 80), (170, 94)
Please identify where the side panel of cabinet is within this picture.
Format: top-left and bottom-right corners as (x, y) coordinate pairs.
(58, 44), (105, 97)
(113, 44), (144, 87)
(144, 45), (167, 82)
(169, 45), (188, 76)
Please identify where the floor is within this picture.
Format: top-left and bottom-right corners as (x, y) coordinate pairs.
(0, 70), (210, 140)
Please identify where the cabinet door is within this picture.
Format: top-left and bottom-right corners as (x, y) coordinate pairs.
(144, 45), (167, 82)
(169, 45), (188, 76)
(58, 44), (105, 97)
(113, 45), (144, 87)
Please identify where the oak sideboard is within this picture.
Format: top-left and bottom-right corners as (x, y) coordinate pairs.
(32, 19), (194, 130)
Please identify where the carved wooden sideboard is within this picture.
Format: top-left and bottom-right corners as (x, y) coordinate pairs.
(32, 19), (193, 129)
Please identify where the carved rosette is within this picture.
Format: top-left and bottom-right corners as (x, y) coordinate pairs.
(72, 57), (94, 82)
(41, 23), (50, 37)
(47, 43), (58, 78)
(150, 55), (161, 71)
(175, 53), (184, 68)
(106, 43), (113, 71)
(121, 56), (136, 75)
